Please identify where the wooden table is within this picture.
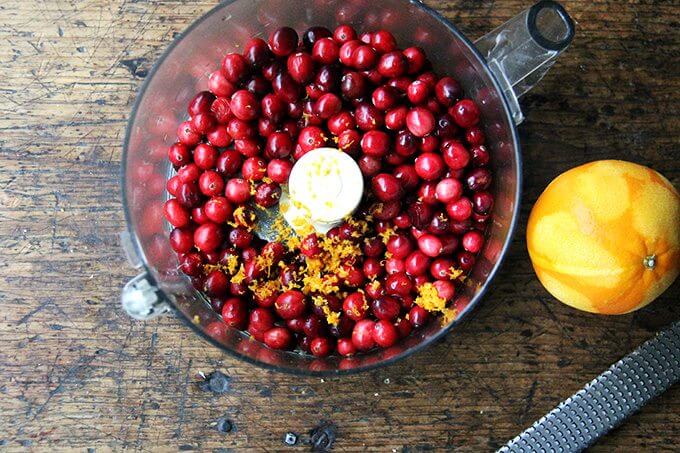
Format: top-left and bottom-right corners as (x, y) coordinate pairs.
(0, 0), (677, 450)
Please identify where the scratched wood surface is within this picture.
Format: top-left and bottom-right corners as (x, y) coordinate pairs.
(0, 0), (678, 451)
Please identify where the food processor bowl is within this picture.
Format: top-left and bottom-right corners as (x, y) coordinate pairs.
(121, 0), (574, 375)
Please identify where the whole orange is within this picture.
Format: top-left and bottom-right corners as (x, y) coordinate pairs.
(527, 160), (679, 314)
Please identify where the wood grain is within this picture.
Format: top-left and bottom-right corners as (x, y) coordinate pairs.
(0, 0), (677, 451)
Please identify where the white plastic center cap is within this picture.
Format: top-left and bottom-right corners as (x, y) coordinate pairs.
(282, 147), (364, 234)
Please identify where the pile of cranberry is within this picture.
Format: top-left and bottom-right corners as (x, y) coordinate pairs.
(163, 24), (493, 358)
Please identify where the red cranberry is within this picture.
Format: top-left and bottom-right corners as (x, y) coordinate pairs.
(287, 51), (314, 84)
(208, 71), (236, 98)
(358, 155), (381, 177)
(377, 51), (407, 78)
(471, 145), (490, 167)
(417, 233), (443, 258)
(179, 252), (202, 276)
(254, 182), (281, 207)
(264, 327), (293, 350)
(363, 258), (384, 280)
(198, 171), (224, 197)
(221, 297), (247, 328)
(302, 26), (332, 49)
(267, 159), (293, 184)
(417, 71), (438, 87)
(405, 250), (430, 276)
(211, 97), (232, 124)
(228, 227), (253, 249)
(441, 140), (470, 170)
(407, 201), (434, 229)
(407, 80), (430, 105)
(340, 71), (367, 99)
(297, 126), (327, 152)
(314, 93), (342, 119)
(371, 30), (396, 53)
(385, 257), (405, 275)
(177, 182), (202, 208)
(392, 130), (416, 157)
(224, 178), (250, 204)
(430, 258), (454, 279)
(177, 163), (200, 183)
(372, 320), (398, 348)
(204, 269), (229, 297)
(268, 27), (298, 56)
(221, 53), (251, 83)
(343, 292), (368, 321)
(339, 40), (362, 66)
(414, 152), (445, 181)
(303, 315), (326, 338)
(245, 76), (270, 97)
(386, 234), (413, 259)
(465, 167), (492, 191)
(249, 307), (275, 332)
(385, 106), (407, 130)
(177, 121), (201, 146)
(402, 47), (426, 74)
(167, 176), (182, 197)
(466, 127), (486, 146)
(260, 93), (285, 122)
(361, 130), (391, 157)
(371, 173), (402, 202)
(168, 143), (191, 167)
(417, 182), (438, 205)
(272, 72), (301, 103)
(352, 319), (376, 351)
(258, 118), (276, 137)
(406, 107), (435, 137)
(351, 45), (377, 70)
(274, 290), (307, 320)
(433, 279), (455, 301)
(309, 337), (332, 357)
(244, 37), (272, 68)
(363, 237), (385, 257)
(435, 77), (462, 106)
(163, 199), (190, 227)
(372, 200), (400, 221)
(385, 273), (413, 297)
(333, 25), (357, 44)
(394, 213), (411, 229)
(355, 103), (384, 131)
(472, 191), (494, 214)
(229, 90), (259, 121)
(312, 37), (339, 64)
(457, 250), (476, 271)
(264, 131), (293, 159)
(327, 111), (355, 135)
(393, 164), (419, 190)
(462, 230), (485, 253)
(408, 305), (430, 328)
(337, 338), (356, 356)
(194, 223), (223, 252)
(207, 125), (232, 147)
(450, 99), (480, 128)
(169, 228), (193, 253)
(215, 150), (242, 176)
(239, 157), (264, 181)
(227, 118), (256, 140)
(371, 86), (400, 111)
(204, 196), (232, 224)
(436, 178), (463, 203)
(446, 197), (473, 222)
(188, 91), (216, 116)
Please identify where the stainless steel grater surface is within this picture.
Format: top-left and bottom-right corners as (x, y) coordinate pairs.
(500, 321), (680, 452)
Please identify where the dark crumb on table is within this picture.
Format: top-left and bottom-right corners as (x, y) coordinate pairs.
(198, 371), (231, 394)
(308, 420), (337, 452)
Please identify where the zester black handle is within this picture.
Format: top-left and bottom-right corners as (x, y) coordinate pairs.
(500, 321), (680, 452)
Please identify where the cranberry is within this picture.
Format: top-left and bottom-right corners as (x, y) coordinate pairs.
(168, 143), (191, 167)
(198, 171), (224, 197)
(221, 53), (251, 83)
(385, 257), (405, 275)
(215, 150), (241, 176)
(206, 125), (232, 148)
(263, 131), (292, 159)
(417, 233), (443, 258)
(163, 199), (190, 227)
(227, 118), (256, 140)
(385, 273), (413, 297)
(194, 223), (223, 252)
(340, 71), (367, 99)
(221, 297), (247, 328)
(300, 234), (322, 257)
(433, 279), (455, 301)
(309, 337), (332, 357)
(179, 253), (202, 276)
(204, 269), (229, 297)
(359, 130), (389, 157)
(358, 155), (381, 177)
(472, 191), (494, 214)
(333, 25), (357, 44)
(343, 292), (368, 321)
(351, 45), (377, 70)
(435, 178), (463, 203)
(408, 305), (429, 328)
(169, 228), (193, 253)
(177, 121), (201, 146)
(414, 152), (445, 181)
(264, 327), (293, 350)
(352, 319), (376, 351)
(385, 234), (412, 259)
(407, 201), (433, 229)
(265, 159), (292, 184)
(191, 205), (209, 224)
(392, 130), (416, 157)
(428, 258), (453, 280)
(451, 99), (480, 128)
(303, 315), (326, 338)
(465, 168), (491, 191)
(355, 103), (384, 131)
(245, 75), (270, 97)
(377, 51), (407, 78)
(405, 250), (431, 276)
(339, 40), (361, 66)
(302, 26), (332, 50)
(446, 197), (473, 222)
(402, 46), (426, 74)
(208, 71), (236, 98)
(260, 93), (286, 122)
(435, 77), (462, 106)
(406, 107), (435, 137)
(327, 111), (355, 135)
(314, 93), (342, 119)
(211, 97), (232, 123)
(385, 106), (407, 130)
(417, 71), (438, 87)
(268, 27), (298, 56)
(312, 37), (339, 64)
(188, 91), (216, 116)
(254, 182), (281, 207)
(337, 338), (356, 356)
(457, 250), (476, 271)
(372, 320), (398, 348)
(393, 165), (419, 190)
(462, 230), (485, 253)
(229, 90), (258, 121)
(371, 173), (402, 202)
(177, 163), (199, 183)
(272, 72), (301, 103)
(244, 38), (272, 68)
(286, 51), (314, 84)
(362, 258), (384, 280)
(274, 290), (306, 320)
(441, 140), (470, 170)
(407, 80), (430, 105)
(417, 182), (438, 205)
(471, 145), (490, 167)
(228, 227), (253, 249)
(298, 126), (327, 152)
(249, 307), (275, 332)
(338, 129), (361, 155)
(363, 237), (385, 257)
(225, 178), (250, 204)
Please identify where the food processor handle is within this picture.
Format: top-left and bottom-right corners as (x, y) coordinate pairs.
(474, 0), (575, 124)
